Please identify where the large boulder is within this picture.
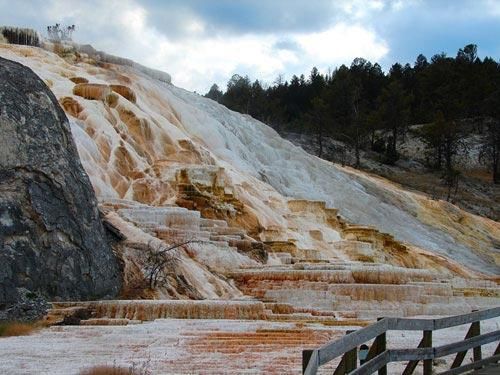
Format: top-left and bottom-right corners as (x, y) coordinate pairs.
(0, 57), (122, 307)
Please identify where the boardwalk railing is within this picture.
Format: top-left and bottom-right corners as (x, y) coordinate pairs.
(303, 307), (500, 375)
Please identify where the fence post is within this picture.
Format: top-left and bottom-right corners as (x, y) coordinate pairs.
(451, 310), (482, 369)
(345, 330), (358, 373)
(377, 317), (387, 375)
(302, 349), (313, 375)
(472, 320), (482, 362)
(423, 330), (433, 375)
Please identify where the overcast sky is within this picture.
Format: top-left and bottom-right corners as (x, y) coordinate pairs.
(1, 0), (500, 93)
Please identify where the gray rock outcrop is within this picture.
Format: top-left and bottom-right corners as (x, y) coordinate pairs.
(0, 57), (122, 307)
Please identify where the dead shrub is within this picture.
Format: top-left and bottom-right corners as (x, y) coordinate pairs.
(79, 359), (152, 375)
(354, 255), (375, 263)
(0, 321), (40, 337)
(79, 365), (132, 375)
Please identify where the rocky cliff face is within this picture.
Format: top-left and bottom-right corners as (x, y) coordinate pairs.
(0, 57), (122, 305)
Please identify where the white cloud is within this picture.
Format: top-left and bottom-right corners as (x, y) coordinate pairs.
(139, 24), (389, 93)
(160, 23), (388, 92)
(295, 23), (389, 67)
(14, 0), (389, 93)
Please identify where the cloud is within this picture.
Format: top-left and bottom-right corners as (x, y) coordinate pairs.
(5, 0), (387, 92)
(142, 0), (336, 36)
(0, 0), (498, 93)
(296, 23), (389, 67)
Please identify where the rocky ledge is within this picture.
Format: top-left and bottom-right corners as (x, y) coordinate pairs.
(0, 57), (122, 310)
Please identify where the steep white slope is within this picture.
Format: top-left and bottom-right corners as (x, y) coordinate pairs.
(0, 43), (498, 275)
(151, 83), (500, 274)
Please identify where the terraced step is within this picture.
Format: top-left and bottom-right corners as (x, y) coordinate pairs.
(51, 300), (267, 321)
(118, 206), (201, 230)
(156, 228), (212, 241)
(230, 266), (438, 285)
(43, 306), (90, 325)
(294, 258), (331, 264)
(297, 248), (324, 260)
(268, 252), (293, 265)
(210, 234), (243, 242)
(206, 226), (246, 236)
(80, 318), (142, 326)
(200, 218), (228, 228)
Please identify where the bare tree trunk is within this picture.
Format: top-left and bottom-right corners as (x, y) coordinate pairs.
(493, 153), (499, 184)
(493, 136), (499, 184)
(437, 144), (442, 169)
(354, 125), (360, 168)
(316, 117), (323, 158)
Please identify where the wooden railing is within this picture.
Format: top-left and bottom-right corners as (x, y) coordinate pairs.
(303, 307), (500, 375)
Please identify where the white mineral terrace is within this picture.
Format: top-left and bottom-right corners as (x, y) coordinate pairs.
(118, 207), (201, 230)
(51, 300), (267, 321)
(1, 317), (499, 374)
(1, 44), (498, 274)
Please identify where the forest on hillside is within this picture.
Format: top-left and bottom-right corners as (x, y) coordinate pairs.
(205, 44), (500, 187)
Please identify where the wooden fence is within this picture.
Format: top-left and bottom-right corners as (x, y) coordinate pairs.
(303, 307), (500, 375)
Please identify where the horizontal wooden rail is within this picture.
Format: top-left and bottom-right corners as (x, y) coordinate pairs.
(439, 354), (500, 375)
(387, 307), (500, 331)
(350, 330), (500, 374)
(318, 319), (388, 365)
(303, 307), (500, 375)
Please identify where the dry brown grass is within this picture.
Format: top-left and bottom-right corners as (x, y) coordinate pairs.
(0, 321), (41, 337)
(354, 254), (375, 263)
(79, 365), (132, 375)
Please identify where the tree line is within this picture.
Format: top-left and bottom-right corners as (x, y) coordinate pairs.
(205, 44), (500, 187)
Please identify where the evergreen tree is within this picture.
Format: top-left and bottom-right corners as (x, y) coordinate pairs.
(205, 83), (223, 103)
(203, 42), (500, 184)
(376, 80), (412, 164)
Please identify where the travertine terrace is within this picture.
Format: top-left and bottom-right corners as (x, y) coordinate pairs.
(0, 42), (499, 373)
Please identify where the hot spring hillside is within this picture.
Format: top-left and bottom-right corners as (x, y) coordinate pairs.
(1, 40), (500, 375)
(0, 42), (499, 301)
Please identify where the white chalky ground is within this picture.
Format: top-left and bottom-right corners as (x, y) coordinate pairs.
(0, 317), (498, 374)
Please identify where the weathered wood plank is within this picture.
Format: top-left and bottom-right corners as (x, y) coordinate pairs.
(318, 319), (388, 365)
(332, 356), (346, 375)
(387, 308), (500, 331)
(377, 317), (387, 375)
(439, 354), (500, 375)
(303, 350), (314, 375)
(306, 307), (500, 373)
(303, 349), (319, 375)
(346, 345), (358, 373)
(390, 348), (434, 361)
(333, 329), (357, 375)
(451, 322), (476, 368)
(389, 317), (435, 331)
(365, 337), (379, 363)
(402, 332), (430, 375)
(435, 330), (500, 358)
(434, 307), (500, 330)
(350, 351), (390, 375)
(472, 321), (482, 363)
(423, 330), (433, 375)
